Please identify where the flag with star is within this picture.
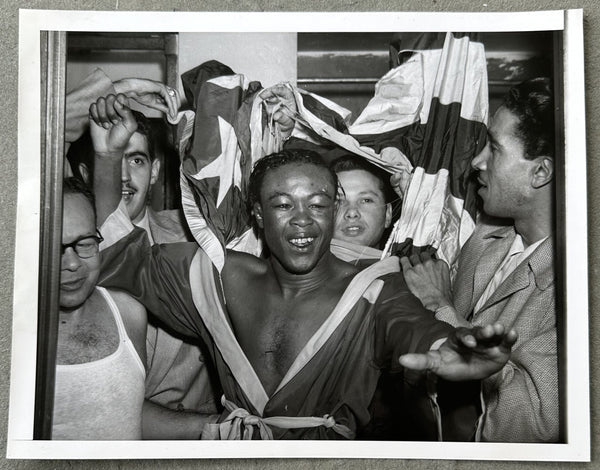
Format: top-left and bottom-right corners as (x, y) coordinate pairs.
(176, 60), (392, 272)
(178, 61), (266, 271)
(178, 32), (488, 273)
(176, 60), (408, 272)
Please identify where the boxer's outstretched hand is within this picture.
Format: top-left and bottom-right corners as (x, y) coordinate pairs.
(399, 323), (518, 381)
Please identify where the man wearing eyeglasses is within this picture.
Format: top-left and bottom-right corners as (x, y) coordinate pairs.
(52, 177), (147, 440)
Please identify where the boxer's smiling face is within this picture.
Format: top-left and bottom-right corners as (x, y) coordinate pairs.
(254, 162), (337, 275)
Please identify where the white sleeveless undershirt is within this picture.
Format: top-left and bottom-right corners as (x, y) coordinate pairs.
(52, 287), (145, 440)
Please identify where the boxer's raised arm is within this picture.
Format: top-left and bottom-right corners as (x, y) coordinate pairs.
(90, 94), (138, 225)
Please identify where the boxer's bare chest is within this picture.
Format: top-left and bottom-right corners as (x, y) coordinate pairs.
(224, 270), (354, 395)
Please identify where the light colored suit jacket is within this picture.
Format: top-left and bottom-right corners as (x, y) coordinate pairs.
(436, 222), (558, 442)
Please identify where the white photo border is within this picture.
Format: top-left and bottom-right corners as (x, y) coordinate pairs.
(9, 8), (589, 461)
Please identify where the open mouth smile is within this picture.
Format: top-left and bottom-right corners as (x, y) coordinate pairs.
(289, 237), (315, 248)
(122, 187), (136, 201)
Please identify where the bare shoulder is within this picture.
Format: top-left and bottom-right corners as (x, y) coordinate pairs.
(106, 289), (147, 365)
(223, 249), (268, 281)
(108, 289), (147, 326)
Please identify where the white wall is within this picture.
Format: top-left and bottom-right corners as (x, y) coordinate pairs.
(177, 32), (297, 102)
(66, 33), (298, 112)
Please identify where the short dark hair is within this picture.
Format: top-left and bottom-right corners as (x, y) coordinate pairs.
(66, 109), (155, 184)
(503, 77), (555, 160)
(66, 129), (94, 183)
(248, 149), (338, 209)
(131, 110), (156, 162)
(63, 176), (97, 221)
(330, 154), (394, 203)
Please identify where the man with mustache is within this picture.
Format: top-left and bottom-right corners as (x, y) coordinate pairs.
(118, 111), (221, 439)
(401, 78), (559, 442)
(93, 94), (518, 440)
(86, 103), (219, 439)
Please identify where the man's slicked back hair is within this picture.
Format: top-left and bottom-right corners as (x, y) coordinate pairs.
(131, 110), (156, 161)
(503, 77), (555, 160)
(63, 176), (97, 222)
(248, 149), (338, 209)
(330, 154), (394, 203)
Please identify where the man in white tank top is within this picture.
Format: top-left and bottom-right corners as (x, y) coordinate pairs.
(66, 71), (219, 438)
(53, 177), (147, 440)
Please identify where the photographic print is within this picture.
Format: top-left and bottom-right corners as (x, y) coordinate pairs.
(7, 9), (589, 461)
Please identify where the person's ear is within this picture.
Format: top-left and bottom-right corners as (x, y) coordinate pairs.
(531, 156), (554, 189)
(150, 159), (161, 186)
(78, 163), (90, 184)
(253, 202), (264, 229)
(384, 202), (392, 228)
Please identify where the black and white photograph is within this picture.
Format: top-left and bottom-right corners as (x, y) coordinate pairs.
(7, 9), (589, 461)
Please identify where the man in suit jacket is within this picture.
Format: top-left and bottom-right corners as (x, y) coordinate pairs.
(400, 78), (558, 442)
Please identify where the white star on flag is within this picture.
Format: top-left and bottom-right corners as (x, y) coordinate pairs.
(191, 116), (243, 208)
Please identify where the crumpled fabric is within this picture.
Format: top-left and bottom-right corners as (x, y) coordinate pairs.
(201, 396), (355, 440)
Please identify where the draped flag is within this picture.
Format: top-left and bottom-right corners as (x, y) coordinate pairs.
(175, 32), (488, 273)
(174, 61), (411, 271)
(360, 32), (489, 273)
(175, 61), (267, 271)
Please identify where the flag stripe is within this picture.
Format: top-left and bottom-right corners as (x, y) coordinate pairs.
(362, 32), (488, 267)
(382, 167), (476, 268)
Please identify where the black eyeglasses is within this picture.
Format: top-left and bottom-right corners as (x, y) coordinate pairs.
(61, 230), (104, 259)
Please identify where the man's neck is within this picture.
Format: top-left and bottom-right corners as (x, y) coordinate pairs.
(59, 288), (99, 318)
(59, 297), (91, 323)
(269, 252), (350, 298)
(59, 304), (84, 318)
(131, 207), (148, 226)
(514, 216), (552, 247)
(512, 189), (554, 247)
(133, 206), (154, 244)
